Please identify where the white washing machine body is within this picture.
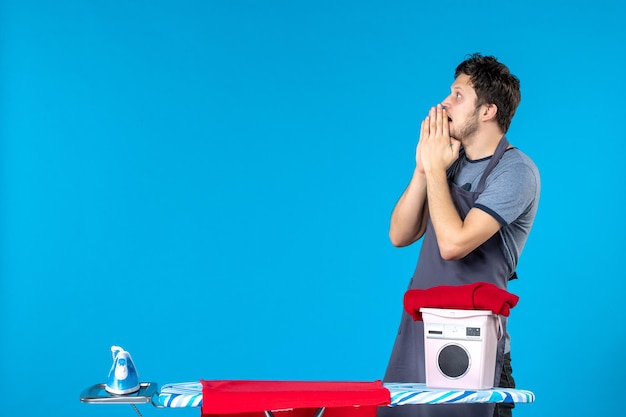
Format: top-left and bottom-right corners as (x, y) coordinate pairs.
(421, 308), (501, 389)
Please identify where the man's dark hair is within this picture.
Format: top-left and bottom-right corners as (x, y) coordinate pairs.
(455, 53), (521, 133)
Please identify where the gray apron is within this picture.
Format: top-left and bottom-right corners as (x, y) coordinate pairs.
(380, 137), (513, 417)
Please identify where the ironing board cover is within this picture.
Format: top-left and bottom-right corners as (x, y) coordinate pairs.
(156, 382), (535, 409)
(158, 382), (203, 408)
(200, 380), (391, 417)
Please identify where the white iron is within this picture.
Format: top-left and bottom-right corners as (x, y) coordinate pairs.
(104, 345), (140, 395)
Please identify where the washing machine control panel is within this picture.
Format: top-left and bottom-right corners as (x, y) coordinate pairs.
(425, 323), (483, 341)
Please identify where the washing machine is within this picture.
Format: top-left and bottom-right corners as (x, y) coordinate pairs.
(421, 308), (501, 390)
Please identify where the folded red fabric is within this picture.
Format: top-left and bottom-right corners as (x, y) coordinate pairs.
(403, 282), (519, 321)
(201, 380), (391, 417)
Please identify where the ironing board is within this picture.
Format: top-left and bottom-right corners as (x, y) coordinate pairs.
(156, 381), (535, 408)
(81, 380), (535, 414)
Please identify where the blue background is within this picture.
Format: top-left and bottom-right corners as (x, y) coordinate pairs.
(1, 1), (624, 417)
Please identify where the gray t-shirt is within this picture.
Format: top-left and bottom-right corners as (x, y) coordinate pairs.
(451, 148), (541, 274)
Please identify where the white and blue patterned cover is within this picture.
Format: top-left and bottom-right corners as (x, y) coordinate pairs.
(156, 382), (203, 408)
(155, 382), (535, 408)
(385, 383), (535, 406)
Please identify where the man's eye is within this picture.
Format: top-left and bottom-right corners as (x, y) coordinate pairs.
(455, 92), (462, 99)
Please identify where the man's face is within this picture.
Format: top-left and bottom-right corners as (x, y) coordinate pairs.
(441, 74), (481, 141)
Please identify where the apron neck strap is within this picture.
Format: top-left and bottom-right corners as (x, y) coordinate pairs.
(475, 135), (509, 193)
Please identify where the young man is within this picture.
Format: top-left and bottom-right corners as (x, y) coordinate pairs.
(380, 54), (540, 417)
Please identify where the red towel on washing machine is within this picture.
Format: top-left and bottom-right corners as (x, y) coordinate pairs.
(200, 380), (391, 417)
(403, 281), (519, 321)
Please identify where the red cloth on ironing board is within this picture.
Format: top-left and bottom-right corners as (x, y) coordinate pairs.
(403, 281), (519, 321)
(200, 380), (391, 417)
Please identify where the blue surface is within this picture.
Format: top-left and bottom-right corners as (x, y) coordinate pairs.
(0, 1), (624, 417)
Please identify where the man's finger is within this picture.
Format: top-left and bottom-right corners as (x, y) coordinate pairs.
(436, 105), (444, 136)
(423, 115), (430, 138)
(429, 107), (437, 136)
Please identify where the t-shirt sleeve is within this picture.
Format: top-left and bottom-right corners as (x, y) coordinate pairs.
(473, 162), (539, 226)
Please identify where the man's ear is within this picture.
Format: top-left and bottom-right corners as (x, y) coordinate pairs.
(480, 103), (498, 122)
